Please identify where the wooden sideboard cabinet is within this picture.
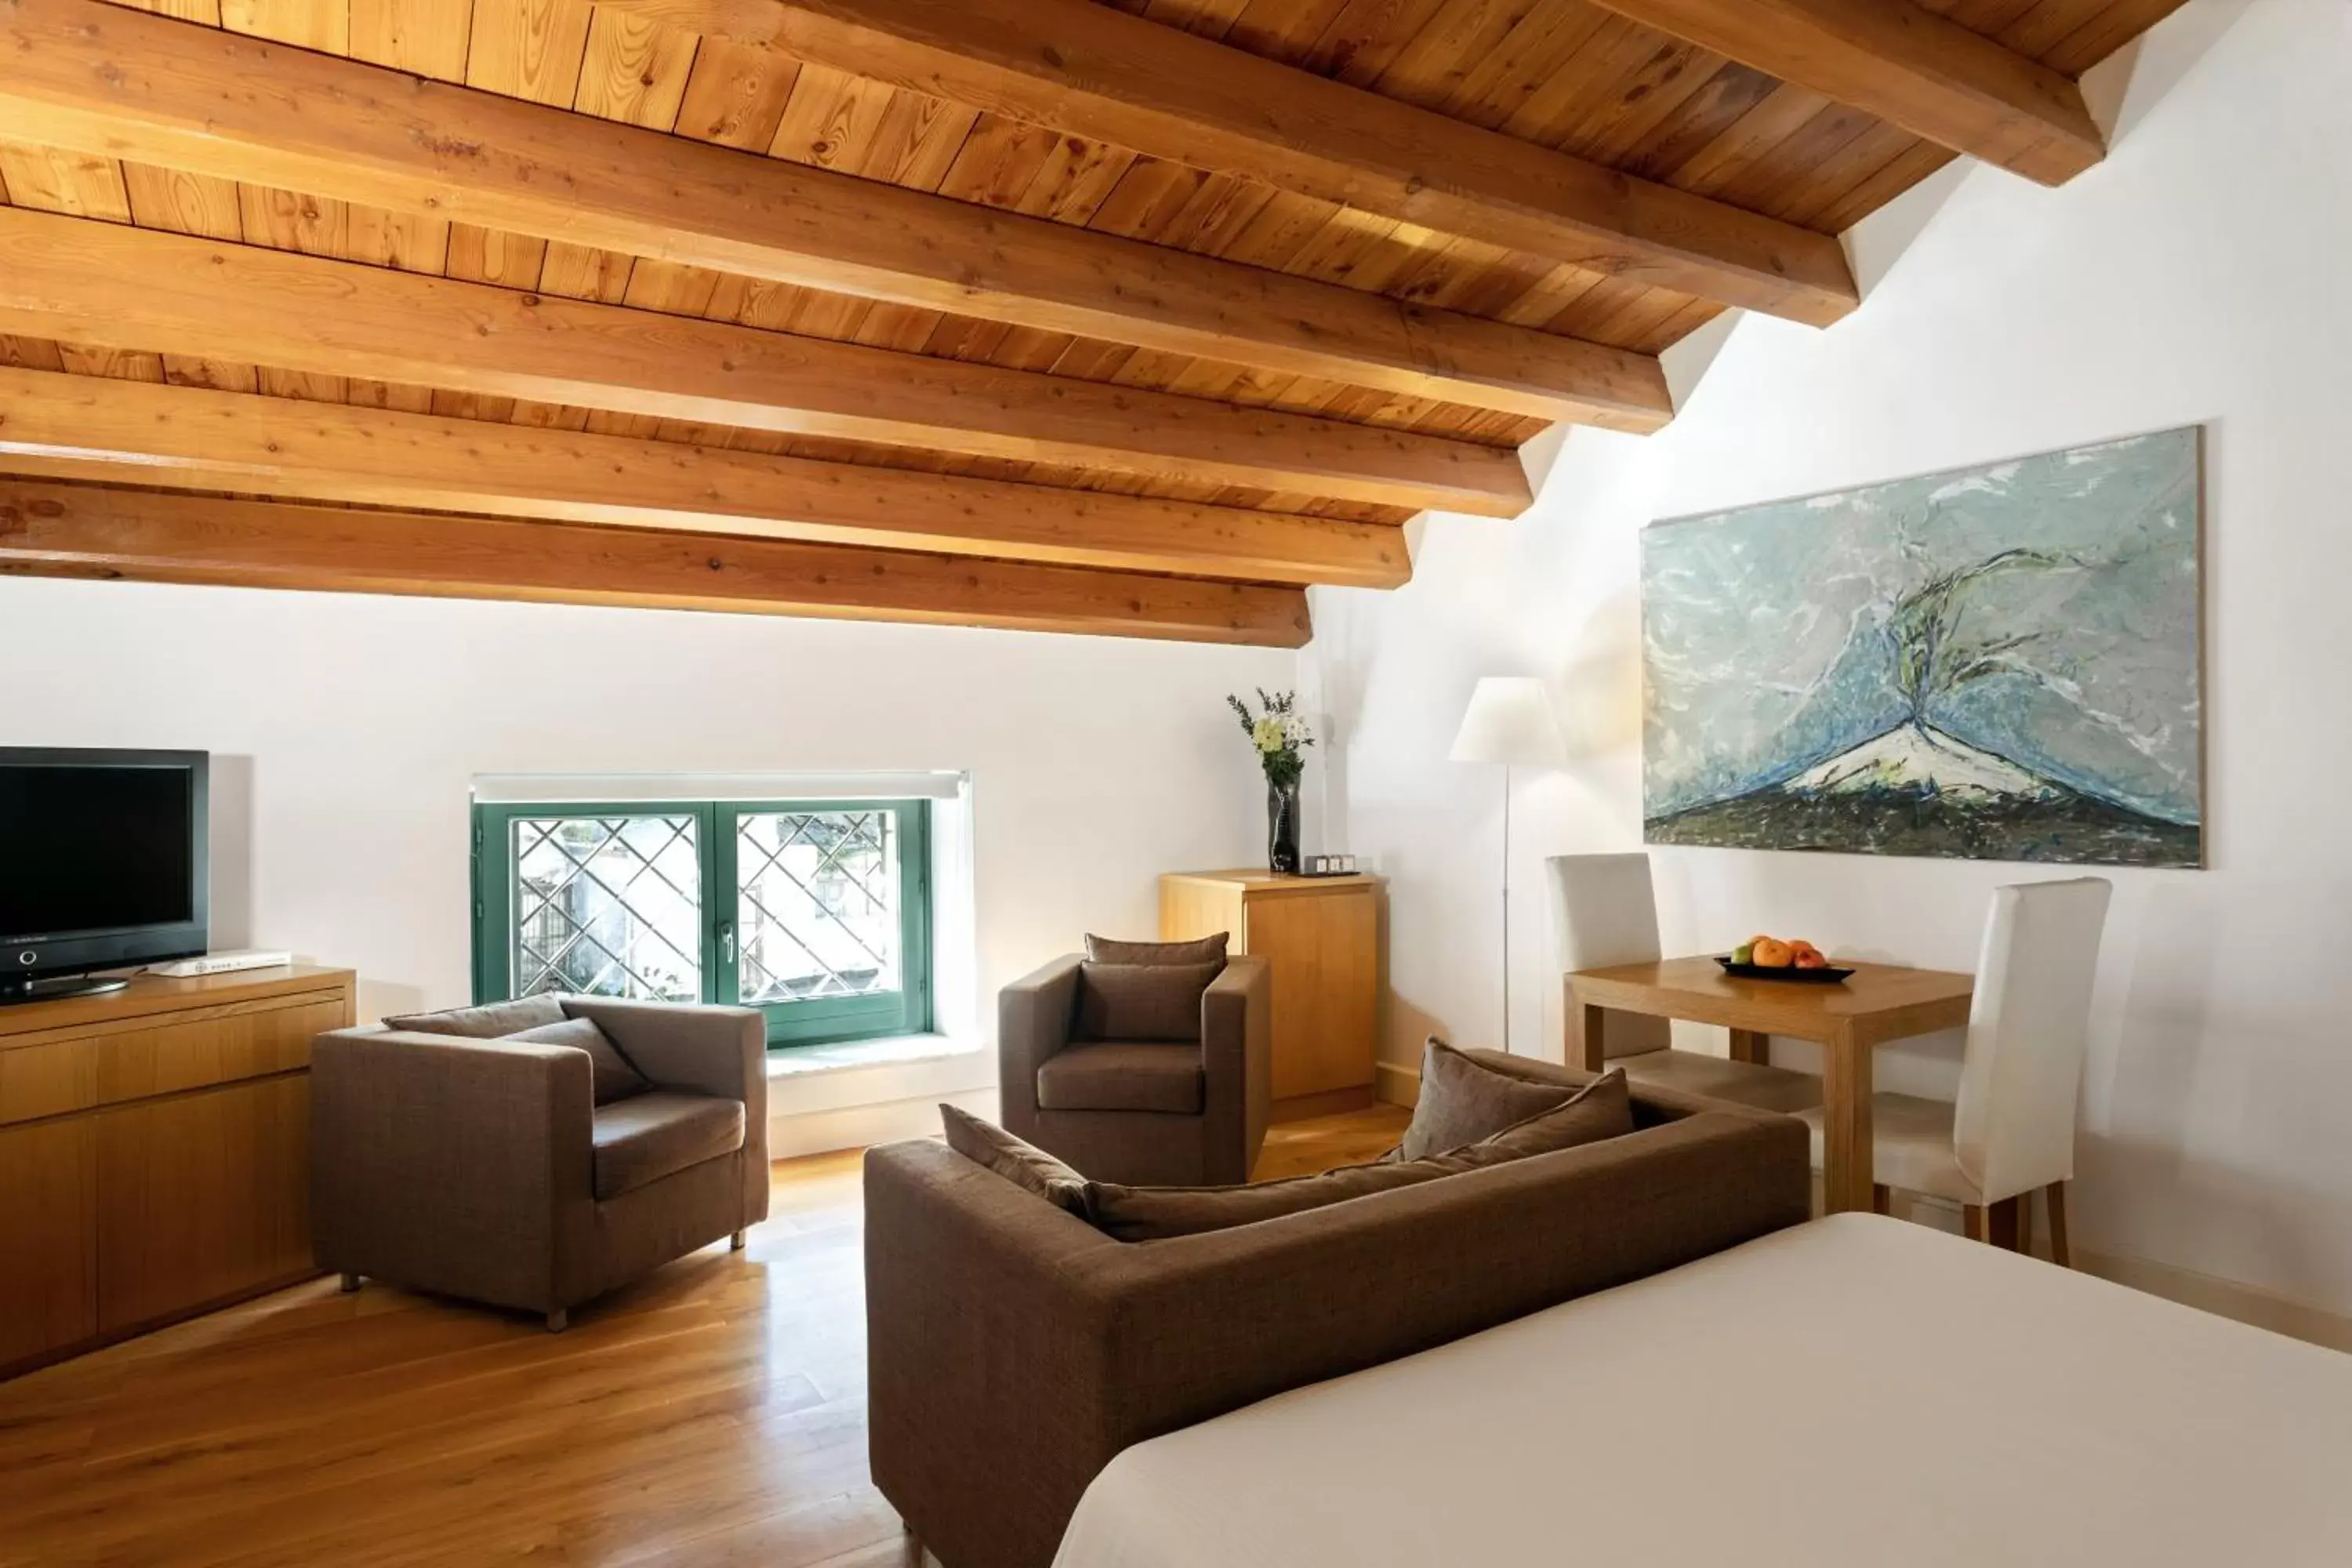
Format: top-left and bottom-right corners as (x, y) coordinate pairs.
(0, 964), (354, 1378)
(1160, 870), (1381, 1119)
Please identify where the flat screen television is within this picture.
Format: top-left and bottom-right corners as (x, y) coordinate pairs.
(1, 748), (209, 1004)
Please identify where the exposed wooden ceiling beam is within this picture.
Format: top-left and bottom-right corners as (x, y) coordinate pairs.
(0, 208), (1526, 520)
(0, 368), (1409, 587)
(597, 0), (1859, 328)
(1586, 0), (2105, 186)
(0, 0), (1669, 430)
(0, 483), (1313, 646)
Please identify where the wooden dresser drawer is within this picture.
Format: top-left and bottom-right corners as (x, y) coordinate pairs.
(0, 989), (345, 1127)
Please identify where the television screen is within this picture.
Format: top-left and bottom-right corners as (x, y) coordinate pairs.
(1, 762), (197, 939)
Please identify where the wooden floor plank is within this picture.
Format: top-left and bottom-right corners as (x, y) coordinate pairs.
(0, 1121), (1395, 1566)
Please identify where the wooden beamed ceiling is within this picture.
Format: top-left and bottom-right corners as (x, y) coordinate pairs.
(0, 481), (1315, 644)
(0, 0), (2190, 644)
(0, 205), (1530, 517)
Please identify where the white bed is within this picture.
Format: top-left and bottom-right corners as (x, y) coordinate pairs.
(1054, 1214), (2352, 1568)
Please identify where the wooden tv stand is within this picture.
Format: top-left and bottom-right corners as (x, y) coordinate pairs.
(0, 964), (355, 1379)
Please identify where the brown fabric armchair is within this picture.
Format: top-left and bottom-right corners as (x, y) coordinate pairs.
(998, 953), (1272, 1186)
(310, 996), (768, 1330)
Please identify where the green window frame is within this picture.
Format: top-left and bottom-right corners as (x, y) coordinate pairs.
(472, 797), (931, 1049)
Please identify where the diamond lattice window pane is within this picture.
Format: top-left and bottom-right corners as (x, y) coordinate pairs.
(736, 811), (899, 1004)
(511, 815), (702, 1001)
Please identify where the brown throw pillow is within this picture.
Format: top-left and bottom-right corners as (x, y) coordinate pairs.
(1398, 1037), (1581, 1160)
(1084, 932), (1230, 967)
(1087, 1069), (1635, 1242)
(506, 1016), (652, 1107)
(938, 1104), (1091, 1219)
(1072, 960), (1221, 1043)
(383, 993), (567, 1039)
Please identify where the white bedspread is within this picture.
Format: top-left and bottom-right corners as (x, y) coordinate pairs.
(1054, 1214), (2352, 1568)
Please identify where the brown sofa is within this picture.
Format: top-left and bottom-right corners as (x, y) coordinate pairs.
(998, 953), (1272, 1186)
(867, 1051), (1811, 1568)
(311, 996), (769, 1330)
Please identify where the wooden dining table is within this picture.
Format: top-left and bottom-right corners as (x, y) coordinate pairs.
(1566, 956), (1976, 1214)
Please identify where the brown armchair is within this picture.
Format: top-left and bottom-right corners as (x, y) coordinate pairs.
(310, 995), (768, 1330)
(998, 953), (1272, 1186)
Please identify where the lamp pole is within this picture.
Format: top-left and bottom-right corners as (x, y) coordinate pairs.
(1498, 760), (1513, 1053)
(1450, 677), (1565, 1058)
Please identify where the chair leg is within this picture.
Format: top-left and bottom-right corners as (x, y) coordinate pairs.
(900, 1523), (924, 1566)
(545, 1308), (568, 1334)
(338, 1272), (362, 1294)
(2045, 1181), (2073, 1269)
(1984, 1196), (2022, 1250)
(1871, 1184), (1893, 1216)
(730, 1229), (746, 1252)
(1963, 1203), (1988, 1243)
(2017, 1192), (2035, 1258)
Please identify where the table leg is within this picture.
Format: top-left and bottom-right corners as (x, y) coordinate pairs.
(1728, 1028), (1769, 1065)
(1819, 1027), (1875, 1214)
(1571, 1001), (1607, 1073)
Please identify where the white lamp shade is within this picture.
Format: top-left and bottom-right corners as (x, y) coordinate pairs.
(1450, 677), (1566, 766)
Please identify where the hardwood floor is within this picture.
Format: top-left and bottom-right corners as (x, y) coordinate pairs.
(0, 1109), (1407, 1566)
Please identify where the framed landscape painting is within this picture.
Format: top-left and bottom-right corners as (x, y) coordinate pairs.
(1642, 428), (2203, 868)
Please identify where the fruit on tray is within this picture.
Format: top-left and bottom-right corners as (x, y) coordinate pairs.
(1733, 935), (1831, 969)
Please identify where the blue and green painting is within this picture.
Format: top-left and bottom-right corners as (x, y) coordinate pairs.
(1642, 429), (2202, 867)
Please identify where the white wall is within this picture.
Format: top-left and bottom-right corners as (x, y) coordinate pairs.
(0, 579), (1294, 1116)
(1305, 0), (2352, 1316)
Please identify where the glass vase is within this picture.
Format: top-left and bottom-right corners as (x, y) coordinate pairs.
(1266, 775), (1301, 875)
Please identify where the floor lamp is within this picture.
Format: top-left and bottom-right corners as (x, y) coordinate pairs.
(1450, 677), (1566, 1054)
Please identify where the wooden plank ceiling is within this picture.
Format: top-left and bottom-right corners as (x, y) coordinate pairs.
(0, 0), (2189, 645)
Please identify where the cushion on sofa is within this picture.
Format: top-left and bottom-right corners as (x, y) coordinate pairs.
(938, 1103), (1091, 1218)
(1072, 960), (1222, 1044)
(1086, 1069), (1634, 1241)
(591, 1091), (745, 1201)
(1398, 1037), (1583, 1160)
(381, 993), (568, 1039)
(1036, 1041), (1206, 1114)
(1084, 932), (1230, 967)
(506, 1016), (652, 1106)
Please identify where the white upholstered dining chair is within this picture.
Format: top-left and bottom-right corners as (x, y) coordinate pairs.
(1798, 876), (2113, 1262)
(1548, 852), (1820, 1113)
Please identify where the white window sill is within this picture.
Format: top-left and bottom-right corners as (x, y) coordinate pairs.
(764, 1032), (982, 1080)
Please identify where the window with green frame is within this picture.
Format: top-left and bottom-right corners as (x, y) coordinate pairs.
(472, 798), (931, 1047)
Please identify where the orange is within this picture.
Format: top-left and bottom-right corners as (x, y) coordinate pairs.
(1751, 938), (1795, 968)
(1789, 940), (1821, 960)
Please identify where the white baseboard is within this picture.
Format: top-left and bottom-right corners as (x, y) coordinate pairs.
(1374, 1059), (1419, 1109)
(1876, 1189), (2352, 1353)
(2073, 1247), (2352, 1354)
(768, 1087), (994, 1161)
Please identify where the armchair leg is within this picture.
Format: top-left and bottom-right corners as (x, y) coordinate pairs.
(730, 1229), (746, 1251)
(545, 1308), (568, 1334)
(2045, 1181), (2073, 1269)
(339, 1272), (362, 1294)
